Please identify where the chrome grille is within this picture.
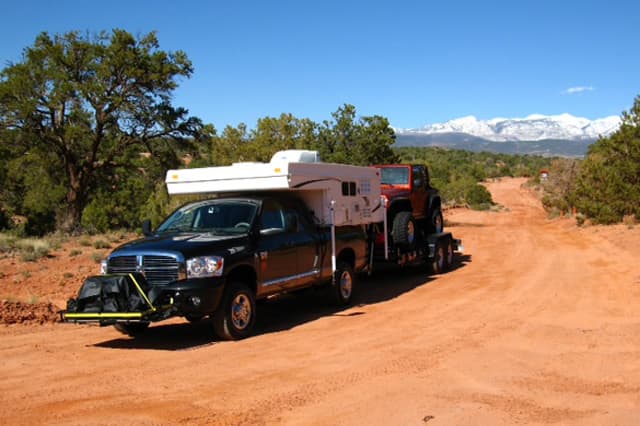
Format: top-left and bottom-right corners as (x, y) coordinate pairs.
(108, 256), (137, 273)
(107, 255), (180, 286)
(142, 255), (180, 286)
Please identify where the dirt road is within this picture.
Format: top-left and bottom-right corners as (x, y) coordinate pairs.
(1, 178), (639, 425)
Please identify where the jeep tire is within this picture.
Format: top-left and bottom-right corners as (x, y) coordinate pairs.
(392, 211), (416, 247)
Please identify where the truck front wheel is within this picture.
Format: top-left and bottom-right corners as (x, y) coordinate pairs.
(212, 282), (256, 340)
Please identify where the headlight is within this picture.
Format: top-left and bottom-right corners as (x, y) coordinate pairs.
(186, 256), (224, 278)
(100, 260), (108, 275)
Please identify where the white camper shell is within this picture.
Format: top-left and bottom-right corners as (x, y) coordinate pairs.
(165, 150), (384, 227)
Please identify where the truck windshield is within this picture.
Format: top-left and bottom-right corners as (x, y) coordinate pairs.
(156, 200), (258, 235)
(380, 167), (409, 185)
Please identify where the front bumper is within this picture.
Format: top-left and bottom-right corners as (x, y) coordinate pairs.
(150, 276), (226, 316)
(61, 274), (226, 325)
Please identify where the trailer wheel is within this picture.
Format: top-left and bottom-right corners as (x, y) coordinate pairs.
(113, 322), (150, 337)
(431, 208), (444, 234)
(431, 241), (447, 274)
(393, 211), (416, 247)
(333, 261), (355, 306)
(446, 238), (455, 269)
(212, 282), (256, 340)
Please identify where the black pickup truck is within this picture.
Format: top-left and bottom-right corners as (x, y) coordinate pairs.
(64, 194), (368, 340)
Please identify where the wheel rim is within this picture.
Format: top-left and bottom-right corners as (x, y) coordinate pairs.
(447, 243), (454, 265)
(339, 270), (353, 299)
(407, 220), (415, 244)
(231, 293), (252, 330)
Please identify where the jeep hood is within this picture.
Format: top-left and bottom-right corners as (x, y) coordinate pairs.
(381, 185), (411, 199)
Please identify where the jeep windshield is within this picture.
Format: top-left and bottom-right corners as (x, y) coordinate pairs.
(156, 200), (258, 235)
(380, 167), (409, 185)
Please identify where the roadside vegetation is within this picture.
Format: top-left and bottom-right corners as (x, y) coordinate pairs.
(396, 147), (551, 210)
(0, 231), (129, 262)
(540, 96), (640, 225)
(0, 28), (637, 237)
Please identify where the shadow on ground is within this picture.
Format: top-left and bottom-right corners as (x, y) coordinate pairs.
(93, 253), (471, 351)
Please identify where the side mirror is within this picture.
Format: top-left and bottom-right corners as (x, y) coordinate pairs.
(142, 219), (152, 237)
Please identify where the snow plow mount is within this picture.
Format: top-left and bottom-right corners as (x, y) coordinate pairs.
(60, 273), (175, 325)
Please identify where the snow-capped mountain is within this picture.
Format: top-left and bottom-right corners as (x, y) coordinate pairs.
(395, 114), (621, 142)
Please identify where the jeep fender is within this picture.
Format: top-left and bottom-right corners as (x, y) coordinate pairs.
(388, 198), (413, 217)
(428, 195), (441, 212)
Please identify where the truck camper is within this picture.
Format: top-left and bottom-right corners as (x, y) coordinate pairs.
(62, 150), (461, 340)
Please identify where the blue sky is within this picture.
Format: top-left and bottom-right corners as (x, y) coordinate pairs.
(1, 1), (638, 130)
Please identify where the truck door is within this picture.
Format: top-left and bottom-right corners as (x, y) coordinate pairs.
(283, 200), (320, 288)
(255, 199), (300, 295)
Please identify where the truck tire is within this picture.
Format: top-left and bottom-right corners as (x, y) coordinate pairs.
(392, 211), (416, 247)
(431, 240), (447, 274)
(113, 322), (150, 337)
(333, 261), (355, 306)
(212, 282), (256, 340)
(431, 208), (444, 234)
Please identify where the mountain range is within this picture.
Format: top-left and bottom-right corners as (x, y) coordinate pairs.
(393, 114), (621, 157)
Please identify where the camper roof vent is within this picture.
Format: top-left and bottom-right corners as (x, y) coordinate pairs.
(270, 150), (321, 164)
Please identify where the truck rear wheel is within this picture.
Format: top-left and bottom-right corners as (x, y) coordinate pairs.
(392, 211), (416, 247)
(333, 261), (355, 306)
(212, 282), (256, 340)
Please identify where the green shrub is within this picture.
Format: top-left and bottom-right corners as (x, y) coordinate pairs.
(0, 234), (18, 253)
(92, 240), (111, 249)
(16, 239), (50, 261)
(20, 247), (49, 262)
(466, 184), (493, 209)
(572, 96), (640, 224)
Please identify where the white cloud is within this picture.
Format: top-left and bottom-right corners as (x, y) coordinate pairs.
(562, 86), (594, 95)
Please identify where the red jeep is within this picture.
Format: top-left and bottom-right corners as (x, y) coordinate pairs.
(375, 164), (443, 248)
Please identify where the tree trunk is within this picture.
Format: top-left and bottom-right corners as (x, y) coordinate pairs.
(59, 162), (87, 234)
(58, 189), (84, 234)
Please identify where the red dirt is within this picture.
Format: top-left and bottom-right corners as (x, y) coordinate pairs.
(1, 177), (639, 425)
(0, 300), (59, 324)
